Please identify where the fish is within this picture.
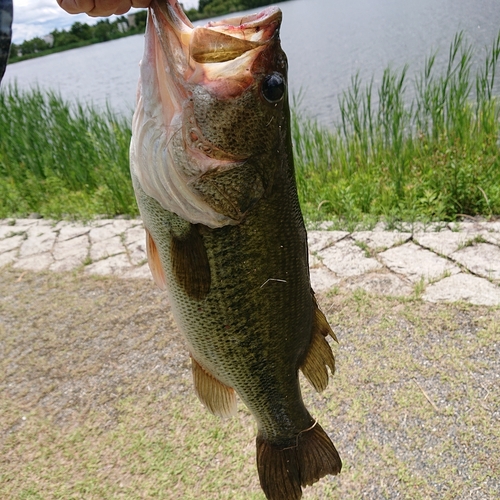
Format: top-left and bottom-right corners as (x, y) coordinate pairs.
(129, 1), (342, 498)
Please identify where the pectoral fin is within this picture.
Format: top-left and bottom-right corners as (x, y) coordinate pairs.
(146, 229), (167, 290)
(300, 295), (337, 392)
(191, 356), (237, 418)
(171, 224), (211, 301)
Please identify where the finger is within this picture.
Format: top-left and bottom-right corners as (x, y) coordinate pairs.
(57, 0), (150, 17)
(57, 0), (96, 15)
(87, 0), (132, 16)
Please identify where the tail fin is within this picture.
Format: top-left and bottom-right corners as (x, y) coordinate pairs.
(256, 421), (341, 500)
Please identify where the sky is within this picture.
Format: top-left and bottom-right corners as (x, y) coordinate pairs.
(11, 0), (199, 44)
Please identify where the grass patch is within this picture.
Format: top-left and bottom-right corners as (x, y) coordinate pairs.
(2, 32), (500, 225)
(292, 31), (500, 226)
(0, 85), (137, 220)
(1, 267), (499, 499)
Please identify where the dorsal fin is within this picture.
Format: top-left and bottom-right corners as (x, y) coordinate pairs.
(146, 229), (167, 290)
(191, 356), (237, 418)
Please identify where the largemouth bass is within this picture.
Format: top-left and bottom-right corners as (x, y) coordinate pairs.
(130, 1), (342, 498)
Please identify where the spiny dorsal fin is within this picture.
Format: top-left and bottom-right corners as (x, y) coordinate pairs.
(256, 421), (342, 500)
(300, 295), (336, 392)
(191, 356), (237, 418)
(146, 229), (167, 290)
(312, 292), (338, 343)
(171, 224), (211, 301)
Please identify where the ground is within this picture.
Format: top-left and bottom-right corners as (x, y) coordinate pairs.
(0, 267), (498, 499)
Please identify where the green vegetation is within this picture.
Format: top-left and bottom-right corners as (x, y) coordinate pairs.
(293, 32), (500, 228)
(1, 268), (499, 498)
(1, 32), (500, 225)
(0, 86), (136, 220)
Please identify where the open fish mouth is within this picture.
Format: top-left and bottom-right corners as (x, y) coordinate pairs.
(149, 0), (283, 96)
(131, 1), (287, 228)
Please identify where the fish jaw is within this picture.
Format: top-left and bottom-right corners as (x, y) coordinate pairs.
(130, 1), (285, 228)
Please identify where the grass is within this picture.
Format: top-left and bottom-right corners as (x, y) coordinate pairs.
(0, 85), (137, 220)
(1, 32), (500, 225)
(0, 267), (499, 499)
(293, 31), (500, 227)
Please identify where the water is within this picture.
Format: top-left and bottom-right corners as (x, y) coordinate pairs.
(3, 0), (500, 126)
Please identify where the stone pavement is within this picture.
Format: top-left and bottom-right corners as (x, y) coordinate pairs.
(1, 217), (500, 306)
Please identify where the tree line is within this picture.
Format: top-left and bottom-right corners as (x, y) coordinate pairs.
(186, 0), (287, 20)
(8, 0), (287, 63)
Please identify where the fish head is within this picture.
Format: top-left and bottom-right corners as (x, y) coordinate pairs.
(131, 0), (290, 228)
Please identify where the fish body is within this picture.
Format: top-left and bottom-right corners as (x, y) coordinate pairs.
(130, 2), (341, 498)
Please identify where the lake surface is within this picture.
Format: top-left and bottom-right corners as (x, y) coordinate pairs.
(3, 0), (500, 126)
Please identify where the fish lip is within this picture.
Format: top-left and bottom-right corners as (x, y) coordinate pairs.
(205, 6), (283, 31)
(150, 0), (282, 67)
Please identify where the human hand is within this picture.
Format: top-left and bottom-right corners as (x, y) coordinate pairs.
(57, 0), (151, 17)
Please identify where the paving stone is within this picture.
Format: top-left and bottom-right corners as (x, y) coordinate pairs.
(0, 234), (24, 254)
(10, 219), (39, 227)
(379, 242), (460, 283)
(110, 219), (139, 233)
(392, 221), (448, 233)
(414, 231), (470, 257)
(84, 254), (132, 276)
(319, 239), (382, 277)
(307, 230), (348, 253)
(88, 225), (120, 243)
(477, 229), (500, 246)
(0, 250), (18, 268)
(423, 273), (500, 306)
(124, 225), (145, 246)
(451, 243), (500, 282)
(310, 267), (340, 293)
(451, 221), (490, 234)
(351, 231), (411, 251)
(19, 227), (57, 257)
(345, 272), (413, 296)
(53, 235), (89, 262)
(127, 240), (147, 266)
(13, 252), (54, 271)
(90, 235), (126, 261)
(55, 222), (91, 241)
(0, 225), (23, 239)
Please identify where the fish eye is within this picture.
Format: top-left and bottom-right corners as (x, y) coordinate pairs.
(261, 73), (286, 103)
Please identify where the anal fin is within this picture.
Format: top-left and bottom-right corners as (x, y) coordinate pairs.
(191, 357), (237, 418)
(256, 421), (342, 500)
(146, 229), (167, 290)
(300, 295), (337, 392)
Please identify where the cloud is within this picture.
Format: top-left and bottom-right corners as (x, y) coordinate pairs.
(11, 0), (200, 44)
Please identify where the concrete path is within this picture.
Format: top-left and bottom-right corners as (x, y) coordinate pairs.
(1, 217), (500, 306)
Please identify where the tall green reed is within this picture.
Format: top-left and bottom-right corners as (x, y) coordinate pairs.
(1, 32), (500, 224)
(293, 31), (500, 227)
(0, 85), (137, 219)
